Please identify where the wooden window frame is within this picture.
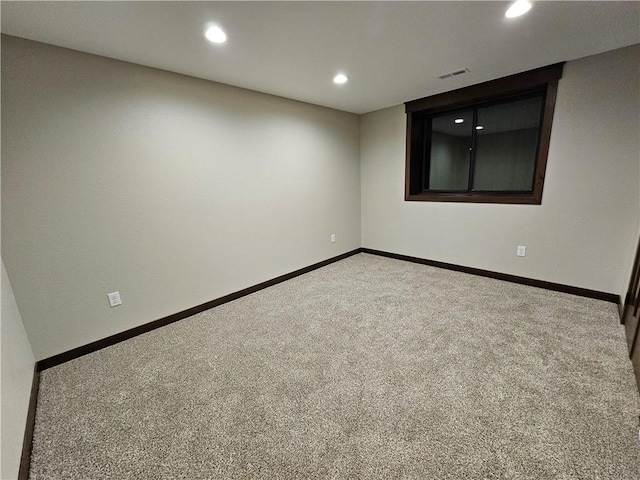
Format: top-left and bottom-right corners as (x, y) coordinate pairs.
(405, 63), (564, 205)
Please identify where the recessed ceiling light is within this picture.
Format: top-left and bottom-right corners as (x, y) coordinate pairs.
(454, 118), (464, 124)
(333, 73), (348, 85)
(476, 125), (484, 130)
(205, 25), (227, 44)
(505, 0), (532, 18)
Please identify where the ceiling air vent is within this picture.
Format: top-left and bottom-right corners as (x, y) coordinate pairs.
(437, 68), (469, 80)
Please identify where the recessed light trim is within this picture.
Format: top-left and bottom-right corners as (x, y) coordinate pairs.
(505, 0), (532, 18)
(333, 73), (348, 85)
(454, 118), (464, 124)
(205, 25), (227, 44)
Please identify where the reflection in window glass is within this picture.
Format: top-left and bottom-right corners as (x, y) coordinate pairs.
(472, 96), (543, 191)
(428, 111), (473, 191)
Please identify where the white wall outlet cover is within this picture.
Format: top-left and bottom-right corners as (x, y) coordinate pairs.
(331, 234), (336, 243)
(107, 291), (122, 307)
(517, 246), (526, 257)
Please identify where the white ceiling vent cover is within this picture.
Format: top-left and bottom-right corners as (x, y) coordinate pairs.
(437, 68), (470, 80)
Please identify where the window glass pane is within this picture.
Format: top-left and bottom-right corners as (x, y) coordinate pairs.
(428, 110), (473, 191)
(472, 96), (543, 191)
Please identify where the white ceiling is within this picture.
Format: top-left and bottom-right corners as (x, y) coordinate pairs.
(1, 1), (638, 114)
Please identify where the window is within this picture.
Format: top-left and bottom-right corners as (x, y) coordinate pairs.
(405, 63), (563, 204)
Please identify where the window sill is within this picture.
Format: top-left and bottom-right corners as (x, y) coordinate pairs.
(405, 192), (542, 205)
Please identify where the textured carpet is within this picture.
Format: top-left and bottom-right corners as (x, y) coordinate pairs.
(29, 253), (640, 479)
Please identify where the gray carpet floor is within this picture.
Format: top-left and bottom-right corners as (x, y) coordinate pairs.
(29, 253), (640, 479)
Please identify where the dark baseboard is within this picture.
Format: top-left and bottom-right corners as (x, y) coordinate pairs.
(18, 365), (40, 480)
(37, 249), (362, 371)
(40, 246), (620, 371)
(361, 248), (620, 304)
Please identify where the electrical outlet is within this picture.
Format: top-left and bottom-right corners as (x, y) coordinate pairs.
(331, 234), (336, 243)
(107, 291), (122, 307)
(516, 245), (526, 257)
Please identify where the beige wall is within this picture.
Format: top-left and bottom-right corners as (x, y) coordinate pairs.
(3, 35), (639, 364)
(361, 45), (640, 300)
(1, 36), (361, 360)
(1, 260), (35, 480)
